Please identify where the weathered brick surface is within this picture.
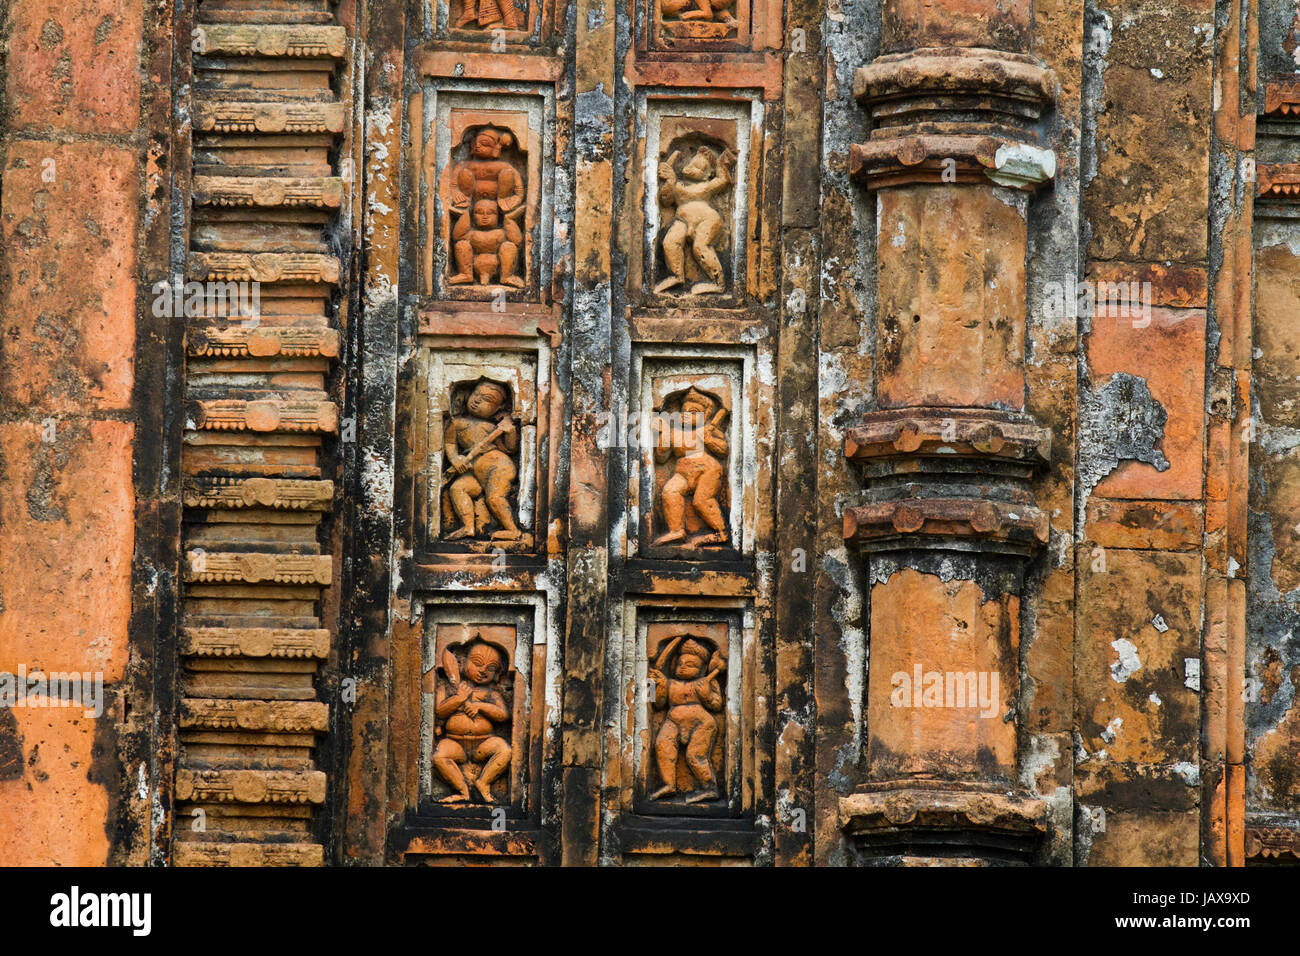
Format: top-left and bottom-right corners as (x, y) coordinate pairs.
(1087, 308), (1207, 501)
(1083, 809), (1199, 866)
(1084, 0), (1213, 264)
(1076, 549), (1202, 808)
(0, 0), (145, 870)
(5, 0), (143, 133)
(0, 421), (135, 681)
(1247, 236), (1300, 823)
(0, 704), (112, 866)
(0, 141), (138, 414)
(1085, 499), (1203, 551)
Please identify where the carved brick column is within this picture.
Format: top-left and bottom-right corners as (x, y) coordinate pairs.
(172, 3), (349, 866)
(839, 0), (1057, 863)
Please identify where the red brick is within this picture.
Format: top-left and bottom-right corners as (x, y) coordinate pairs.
(0, 420), (135, 682)
(1, 141), (138, 415)
(0, 706), (111, 866)
(1089, 308), (1206, 500)
(6, 0), (142, 133)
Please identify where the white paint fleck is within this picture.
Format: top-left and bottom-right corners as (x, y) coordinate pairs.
(891, 218), (906, 249)
(361, 448), (394, 514)
(1100, 716), (1123, 744)
(1110, 638), (1141, 682)
(1020, 734), (1060, 792)
(987, 143), (1056, 189)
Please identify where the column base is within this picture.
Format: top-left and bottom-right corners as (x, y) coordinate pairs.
(840, 785), (1047, 865)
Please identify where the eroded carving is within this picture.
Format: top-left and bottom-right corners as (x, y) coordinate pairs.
(659, 0), (738, 38)
(452, 0), (525, 30)
(441, 379), (523, 542)
(652, 385), (730, 548)
(647, 629), (726, 805)
(190, 398), (339, 434)
(446, 125), (528, 290)
(654, 141), (736, 296)
(429, 632), (514, 804)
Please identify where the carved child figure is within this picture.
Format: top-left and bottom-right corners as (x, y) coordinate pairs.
(447, 126), (526, 288)
(649, 634), (725, 804)
(433, 639), (512, 803)
(451, 199), (525, 288)
(443, 381), (522, 541)
(449, 127), (525, 220)
(652, 386), (729, 546)
(654, 146), (736, 296)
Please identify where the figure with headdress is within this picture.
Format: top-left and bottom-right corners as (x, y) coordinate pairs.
(652, 385), (729, 546)
(648, 633), (726, 804)
(654, 145), (736, 296)
(448, 126), (526, 288)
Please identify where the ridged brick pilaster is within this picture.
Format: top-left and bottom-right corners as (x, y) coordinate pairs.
(174, 0), (348, 866)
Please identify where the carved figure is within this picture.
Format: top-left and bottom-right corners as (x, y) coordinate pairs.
(456, 0), (521, 29)
(432, 639), (513, 803)
(447, 126), (526, 288)
(452, 199), (525, 288)
(659, 0), (736, 24)
(653, 386), (729, 546)
(649, 634), (725, 804)
(654, 146), (736, 295)
(443, 380), (522, 541)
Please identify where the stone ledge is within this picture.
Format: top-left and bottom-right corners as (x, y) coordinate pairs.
(1257, 163), (1300, 200)
(183, 477), (334, 511)
(188, 398), (338, 434)
(1245, 825), (1300, 861)
(195, 25), (347, 59)
(841, 787), (1047, 864)
(194, 101), (346, 134)
(844, 498), (1049, 551)
(845, 409), (1051, 466)
(182, 552), (332, 585)
(187, 325), (340, 359)
(190, 252), (341, 286)
(855, 47), (1059, 106)
(1263, 75), (1300, 117)
(181, 626), (331, 658)
(180, 698), (329, 733)
(176, 769), (327, 805)
(850, 134), (1056, 190)
(194, 175), (344, 209)
(173, 842), (324, 867)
